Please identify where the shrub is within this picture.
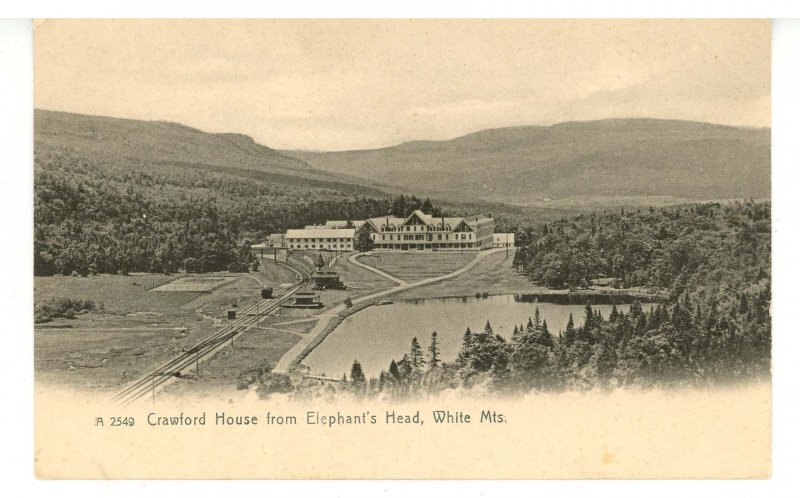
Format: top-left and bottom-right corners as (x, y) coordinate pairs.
(35, 298), (96, 323)
(236, 360), (272, 390)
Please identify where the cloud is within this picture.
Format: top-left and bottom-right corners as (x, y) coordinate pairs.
(35, 19), (771, 150)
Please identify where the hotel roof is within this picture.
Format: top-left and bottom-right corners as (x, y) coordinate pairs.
(286, 228), (356, 239)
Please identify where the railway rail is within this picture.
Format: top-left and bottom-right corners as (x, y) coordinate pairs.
(110, 262), (309, 406)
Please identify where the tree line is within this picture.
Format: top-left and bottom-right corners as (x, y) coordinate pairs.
(339, 293), (770, 398)
(34, 151), (442, 276)
(512, 201), (770, 294)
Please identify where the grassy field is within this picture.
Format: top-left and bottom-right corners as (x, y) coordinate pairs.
(393, 249), (547, 300)
(33, 260), (302, 392)
(163, 328), (302, 397)
(153, 275), (239, 292)
(35, 274), (203, 314)
(356, 252), (477, 283)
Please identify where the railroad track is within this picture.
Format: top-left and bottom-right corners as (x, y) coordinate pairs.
(110, 263), (309, 406)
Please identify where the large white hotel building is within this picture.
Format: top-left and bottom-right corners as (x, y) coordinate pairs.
(283, 210), (500, 251)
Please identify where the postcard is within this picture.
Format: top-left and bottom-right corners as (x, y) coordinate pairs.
(33, 19), (771, 479)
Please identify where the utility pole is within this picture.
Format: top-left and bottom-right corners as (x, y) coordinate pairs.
(152, 373), (156, 403)
(195, 350), (199, 374)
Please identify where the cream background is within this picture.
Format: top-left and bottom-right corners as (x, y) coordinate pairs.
(15, 15), (780, 486)
(34, 384), (771, 479)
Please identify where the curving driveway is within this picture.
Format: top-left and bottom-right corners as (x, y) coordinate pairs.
(272, 248), (504, 373)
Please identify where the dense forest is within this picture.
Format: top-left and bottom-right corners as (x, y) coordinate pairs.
(512, 201), (770, 295)
(288, 201), (771, 398)
(33, 150), (440, 276)
(331, 291), (770, 398)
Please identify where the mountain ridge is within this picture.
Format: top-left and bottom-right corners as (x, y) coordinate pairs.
(283, 118), (770, 205)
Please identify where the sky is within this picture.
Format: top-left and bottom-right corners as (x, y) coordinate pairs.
(34, 19), (771, 151)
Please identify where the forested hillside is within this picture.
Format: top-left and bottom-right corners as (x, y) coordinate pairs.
(33, 149), (446, 276)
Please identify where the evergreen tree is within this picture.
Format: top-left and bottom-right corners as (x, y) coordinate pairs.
(350, 360), (366, 385)
(388, 359), (401, 381)
(564, 313), (576, 344)
(410, 337), (425, 369)
(421, 197), (433, 214)
(428, 331), (441, 368)
(354, 229), (375, 253)
(584, 304), (595, 331)
(456, 327), (473, 367)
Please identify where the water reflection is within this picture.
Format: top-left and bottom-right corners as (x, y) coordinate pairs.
(303, 294), (649, 379)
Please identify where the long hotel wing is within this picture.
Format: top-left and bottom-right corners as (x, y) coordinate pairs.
(258, 210), (513, 252)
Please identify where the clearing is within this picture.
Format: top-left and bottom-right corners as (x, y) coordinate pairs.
(34, 260), (300, 392)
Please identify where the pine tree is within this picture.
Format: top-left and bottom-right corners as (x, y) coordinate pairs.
(610, 304), (619, 321)
(388, 359), (401, 381)
(540, 319), (553, 347)
(428, 331), (441, 368)
(564, 313), (576, 344)
(410, 337), (425, 369)
(456, 327), (473, 367)
(584, 304), (594, 330)
(350, 360), (366, 385)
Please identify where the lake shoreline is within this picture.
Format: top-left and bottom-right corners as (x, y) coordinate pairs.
(399, 289), (668, 305)
(300, 295), (648, 378)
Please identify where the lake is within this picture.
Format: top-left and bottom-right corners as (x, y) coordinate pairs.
(302, 294), (643, 378)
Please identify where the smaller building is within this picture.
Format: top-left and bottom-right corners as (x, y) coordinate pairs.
(266, 234), (286, 248)
(493, 233), (515, 248)
(286, 228), (355, 251)
(282, 292), (323, 309)
(311, 269), (347, 290)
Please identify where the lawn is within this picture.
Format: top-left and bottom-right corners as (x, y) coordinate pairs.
(35, 274), (203, 314)
(356, 252), (477, 283)
(393, 249), (547, 299)
(163, 328), (302, 397)
(33, 262), (303, 392)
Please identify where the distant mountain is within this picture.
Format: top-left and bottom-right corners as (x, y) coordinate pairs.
(285, 119), (771, 205)
(34, 109), (387, 196)
(32, 110), (584, 233)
